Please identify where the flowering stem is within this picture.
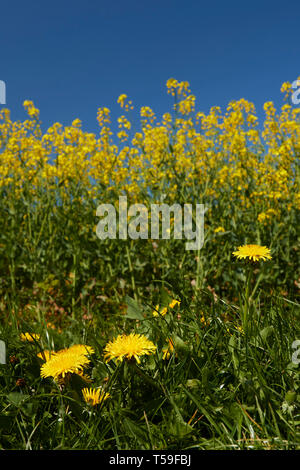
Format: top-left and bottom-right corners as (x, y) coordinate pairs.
(195, 249), (202, 291)
(126, 243), (138, 303)
(250, 271), (264, 300)
(72, 253), (76, 319)
(242, 264), (254, 333)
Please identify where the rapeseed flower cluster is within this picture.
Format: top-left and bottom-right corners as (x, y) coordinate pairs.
(0, 79), (298, 217)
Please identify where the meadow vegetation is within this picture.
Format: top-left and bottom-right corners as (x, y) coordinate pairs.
(0, 79), (299, 450)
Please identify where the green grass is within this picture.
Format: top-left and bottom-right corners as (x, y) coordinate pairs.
(0, 182), (299, 450)
(0, 287), (299, 449)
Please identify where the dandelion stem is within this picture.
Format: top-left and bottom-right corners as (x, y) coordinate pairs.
(242, 264), (254, 333)
(126, 243), (138, 302)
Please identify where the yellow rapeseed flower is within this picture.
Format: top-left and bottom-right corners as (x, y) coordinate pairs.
(82, 387), (110, 406)
(232, 244), (272, 262)
(103, 333), (157, 364)
(117, 94), (127, 108)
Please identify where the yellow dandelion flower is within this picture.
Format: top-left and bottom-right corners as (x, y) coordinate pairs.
(235, 325), (244, 335)
(103, 333), (157, 364)
(40, 345), (91, 380)
(66, 344), (95, 357)
(82, 387), (110, 406)
(169, 299), (181, 309)
(162, 338), (176, 360)
(199, 315), (210, 327)
(214, 226), (225, 233)
(152, 304), (168, 317)
(232, 244), (272, 262)
(20, 333), (40, 342)
(37, 350), (56, 362)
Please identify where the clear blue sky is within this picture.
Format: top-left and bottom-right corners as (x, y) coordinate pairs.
(1, 0), (299, 135)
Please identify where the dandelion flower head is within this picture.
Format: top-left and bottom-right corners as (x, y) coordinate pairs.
(232, 244), (272, 262)
(20, 333), (40, 342)
(82, 387), (110, 406)
(40, 344), (93, 380)
(103, 333), (156, 364)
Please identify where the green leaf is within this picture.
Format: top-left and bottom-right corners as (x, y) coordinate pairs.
(122, 417), (150, 444)
(173, 335), (189, 353)
(259, 326), (274, 343)
(124, 295), (144, 320)
(21, 402), (35, 418)
(7, 392), (30, 407)
(228, 334), (239, 370)
(160, 286), (171, 307)
(186, 379), (201, 389)
(285, 390), (297, 404)
(168, 410), (194, 438)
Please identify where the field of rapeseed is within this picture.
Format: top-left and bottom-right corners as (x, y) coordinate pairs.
(0, 78), (299, 450)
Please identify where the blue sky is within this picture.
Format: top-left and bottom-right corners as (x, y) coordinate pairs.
(1, 0), (299, 136)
